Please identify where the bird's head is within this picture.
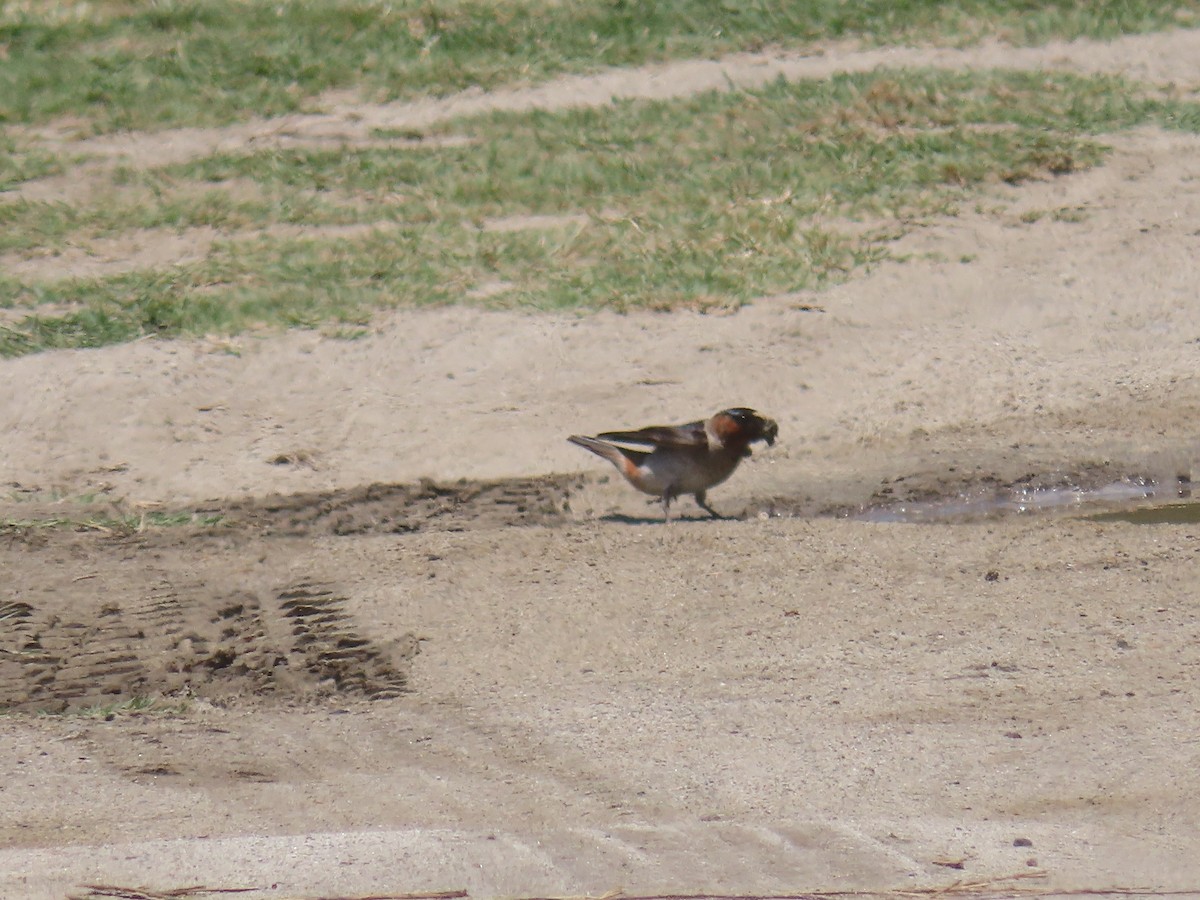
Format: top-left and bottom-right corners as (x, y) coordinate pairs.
(713, 407), (778, 447)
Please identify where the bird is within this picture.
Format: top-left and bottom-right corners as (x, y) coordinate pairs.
(568, 407), (778, 521)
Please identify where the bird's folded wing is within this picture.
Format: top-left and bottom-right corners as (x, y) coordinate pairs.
(596, 420), (708, 447)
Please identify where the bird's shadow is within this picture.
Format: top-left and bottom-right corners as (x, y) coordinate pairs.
(599, 512), (736, 525)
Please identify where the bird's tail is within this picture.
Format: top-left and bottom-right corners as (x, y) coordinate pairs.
(568, 434), (653, 497)
(567, 434), (628, 469)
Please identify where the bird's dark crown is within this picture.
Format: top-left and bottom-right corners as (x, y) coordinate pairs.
(722, 407), (759, 421)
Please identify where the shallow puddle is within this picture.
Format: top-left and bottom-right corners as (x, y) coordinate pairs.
(1086, 500), (1200, 524)
(852, 476), (1194, 524)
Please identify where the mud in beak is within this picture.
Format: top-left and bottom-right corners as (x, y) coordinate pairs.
(760, 417), (779, 446)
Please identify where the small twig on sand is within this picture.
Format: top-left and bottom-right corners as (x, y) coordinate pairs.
(517, 876), (1200, 900)
(70, 882), (1200, 900)
(70, 886), (257, 900)
(71, 889), (469, 900)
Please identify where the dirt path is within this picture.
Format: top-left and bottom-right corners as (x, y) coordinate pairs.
(3, 27), (1200, 900)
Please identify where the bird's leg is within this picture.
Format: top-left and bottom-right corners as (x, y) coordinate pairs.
(695, 490), (724, 519)
(661, 488), (678, 523)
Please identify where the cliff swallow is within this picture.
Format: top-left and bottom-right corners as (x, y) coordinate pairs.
(568, 407), (778, 521)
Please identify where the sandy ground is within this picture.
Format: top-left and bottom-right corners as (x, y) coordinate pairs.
(3, 28), (1200, 900)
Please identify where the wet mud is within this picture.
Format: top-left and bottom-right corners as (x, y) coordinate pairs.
(215, 474), (582, 536)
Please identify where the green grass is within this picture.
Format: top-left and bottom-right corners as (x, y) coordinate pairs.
(0, 135), (64, 190)
(4, 67), (1200, 355)
(0, 485), (225, 531)
(0, 0), (1197, 133)
(0, 509), (226, 533)
(0, 184), (360, 255)
(4, 0), (1200, 357)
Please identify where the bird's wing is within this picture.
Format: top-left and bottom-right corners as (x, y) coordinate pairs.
(596, 419), (709, 448)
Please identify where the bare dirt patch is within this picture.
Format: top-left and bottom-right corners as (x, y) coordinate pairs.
(7, 455), (1160, 718)
(3, 228), (221, 283)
